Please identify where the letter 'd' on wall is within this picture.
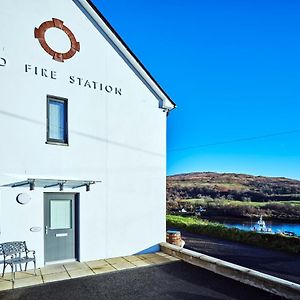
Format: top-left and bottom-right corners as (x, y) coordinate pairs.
(0, 57), (6, 67)
(34, 18), (80, 62)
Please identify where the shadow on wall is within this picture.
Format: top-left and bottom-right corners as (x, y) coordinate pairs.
(0, 110), (164, 157)
(136, 244), (161, 254)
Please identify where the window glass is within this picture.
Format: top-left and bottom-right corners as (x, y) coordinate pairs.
(50, 200), (72, 229)
(47, 97), (68, 144)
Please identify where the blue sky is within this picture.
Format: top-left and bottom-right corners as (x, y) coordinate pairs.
(95, 0), (300, 179)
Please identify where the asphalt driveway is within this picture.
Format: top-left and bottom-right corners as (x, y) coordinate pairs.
(181, 231), (300, 284)
(0, 261), (283, 300)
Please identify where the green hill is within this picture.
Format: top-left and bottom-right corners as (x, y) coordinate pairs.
(167, 172), (300, 202)
(167, 172), (300, 221)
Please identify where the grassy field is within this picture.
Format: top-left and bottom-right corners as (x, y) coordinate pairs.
(172, 199), (300, 221)
(168, 181), (248, 191)
(179, 199), (300, 207)
(167, 215), (300, 254)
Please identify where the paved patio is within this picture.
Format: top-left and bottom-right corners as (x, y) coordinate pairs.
(0, 252), (179, 291)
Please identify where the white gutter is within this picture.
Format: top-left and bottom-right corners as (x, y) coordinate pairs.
(75, 0), (176, 111)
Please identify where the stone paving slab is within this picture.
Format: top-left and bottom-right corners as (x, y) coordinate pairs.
(91, 265), (116, 274)
(13, 276), (43, 289)
(3, 269), (41, 281)
(86, 259), (109, 269)
(40, 264), (66, 275)
(0, 252), (178, 291)
(122, 256), (143, 263)
(43, 272), (70, 283)
(131, 260), (152, 267)
(68, 269), (94, 279)
(105, 257), (127, 265)
(64, 262), (91, 272)
(0, 281), (12, 291)
(113, 262), (136, 271)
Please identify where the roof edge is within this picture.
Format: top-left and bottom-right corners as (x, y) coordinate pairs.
(76, 0), (176, 110)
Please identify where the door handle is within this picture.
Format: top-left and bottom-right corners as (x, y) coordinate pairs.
(45, 226), (48, 235)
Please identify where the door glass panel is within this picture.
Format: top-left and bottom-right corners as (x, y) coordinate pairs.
(50, 200), (72, 229)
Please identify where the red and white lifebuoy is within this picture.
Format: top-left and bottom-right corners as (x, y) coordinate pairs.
(34, 18), (80, 62)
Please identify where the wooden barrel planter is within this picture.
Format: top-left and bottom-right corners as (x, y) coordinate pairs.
(166, 230), (182, 246)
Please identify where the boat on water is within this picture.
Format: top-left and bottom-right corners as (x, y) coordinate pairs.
(252, 216), (273, 233)
(195, 206), (206, 216)
(279, 231), (297, 237)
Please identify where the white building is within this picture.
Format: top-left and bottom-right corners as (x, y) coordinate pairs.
(0, 0), (175, 267)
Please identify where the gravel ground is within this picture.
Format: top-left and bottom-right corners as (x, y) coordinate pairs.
(0, 261), (283, 300)
(181, 231), (300, 284)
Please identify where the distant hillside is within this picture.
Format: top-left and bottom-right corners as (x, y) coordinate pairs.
(167, 172), (300, 202)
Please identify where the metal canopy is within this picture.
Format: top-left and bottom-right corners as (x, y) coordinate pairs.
(2, 178), (101, 192)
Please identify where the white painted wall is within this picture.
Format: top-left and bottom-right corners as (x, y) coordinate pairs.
(0, 0), (169, 268)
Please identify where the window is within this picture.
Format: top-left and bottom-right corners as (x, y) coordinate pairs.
(47, 96), (68, 145)
(50, 200), (72, 229)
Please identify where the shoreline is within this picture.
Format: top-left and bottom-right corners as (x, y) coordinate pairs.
(166, 215), (300, 254)
(168, 211), (300, 224)
(202, 215), (300, 224)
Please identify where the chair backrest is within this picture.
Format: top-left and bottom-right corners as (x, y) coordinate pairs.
(2, 241), (27, 255)
(0, 243), (3, 256)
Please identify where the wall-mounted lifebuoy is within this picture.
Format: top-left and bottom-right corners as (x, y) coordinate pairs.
(34, 18), (80, 62)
